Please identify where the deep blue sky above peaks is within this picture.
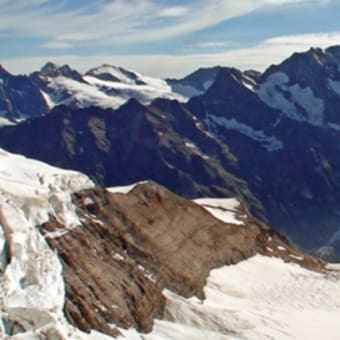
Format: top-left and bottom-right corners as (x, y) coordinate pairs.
(0, 0), (339, 78)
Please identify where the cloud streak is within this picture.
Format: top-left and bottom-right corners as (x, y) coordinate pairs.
(0, 0), (318, 48)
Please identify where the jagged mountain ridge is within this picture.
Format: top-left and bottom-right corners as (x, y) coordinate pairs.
(1, 45), (340, 124)
(2, 46), (340, 257)
(0, 62), (193, 121)
(1, 148), (338, 340)
(0, 100), (261, 212)
(0, 65), (48, 121)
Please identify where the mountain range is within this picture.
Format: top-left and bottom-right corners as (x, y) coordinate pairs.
(1, 46), (340, 259)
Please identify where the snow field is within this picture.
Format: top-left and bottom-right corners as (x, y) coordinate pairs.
(145, 255), (340, 340)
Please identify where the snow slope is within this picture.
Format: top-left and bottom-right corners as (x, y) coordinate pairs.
(107, 181), (149, 194)
(194, 198), (244, 225)
(39, 64), (187, 110)
(207, 115), (284, 152)
(258, 72), (325, 126)
(133, 255), (340, 340)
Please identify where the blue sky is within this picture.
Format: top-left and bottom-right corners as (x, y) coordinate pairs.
(0, 0), (339, 77)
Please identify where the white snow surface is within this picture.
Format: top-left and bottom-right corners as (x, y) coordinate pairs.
(41, 65), (187, 110)
(0, 148), (95, 338)
(0, 117), (15, 126)
(107, 181), (149, 194)
(42, 76), (125, 109)
(88, 65), (139, 85)
(194, 198), (244, 225)
(208, 115), (284, 152)
(289, 84), (324, 126)
(119, 255), (340, 340)
(258, 72), (325, 126)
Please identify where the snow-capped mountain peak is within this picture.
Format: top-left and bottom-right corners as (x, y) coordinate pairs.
(86, 64), (146, 85)
(37, 62), (85, 82)
(27, 63), (187, 111)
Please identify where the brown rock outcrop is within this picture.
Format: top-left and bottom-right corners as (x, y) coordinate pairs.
(39, 181), (323, 337)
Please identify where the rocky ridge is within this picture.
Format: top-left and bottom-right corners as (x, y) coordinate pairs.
(41, 182), (322, 337)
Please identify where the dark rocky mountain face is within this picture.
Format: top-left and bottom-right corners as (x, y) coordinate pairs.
(260, 47), (340, 126)
(31, 62), (85, 83)
(0, 65), (48, 120)
(185, 63), (340, 252)
(0, 101), (260, 213)
(1, 46), (340, 258)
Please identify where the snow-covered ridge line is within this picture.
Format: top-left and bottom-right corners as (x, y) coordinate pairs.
(107, 181), (149, 194)
(35, 63), (188, 112)
(108, 182), (245, 225)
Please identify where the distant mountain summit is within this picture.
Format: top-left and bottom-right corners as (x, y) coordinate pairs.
(0, 65), (48, 121)
(166, 66), (223, 97)
(259, 46), (340, 126)
(86, 64), (147, 84)
(34, 61), (85, 81)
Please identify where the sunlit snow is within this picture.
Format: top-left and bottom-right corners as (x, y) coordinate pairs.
(258, 72), (325, 126)
(131, 255), (340, 340)
(207, 115), (284, 152)
(107, 181), (149, 194)
(42, 65), (188, 111)
(194, 197), (244, 225)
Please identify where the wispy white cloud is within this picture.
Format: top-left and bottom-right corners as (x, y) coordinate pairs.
(42, 41), (73, 49)
(195, 41), (232, 49)
(157, 6), (188, 17)
(263, 32), (340, 47)
(0, 0), (317, 48)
